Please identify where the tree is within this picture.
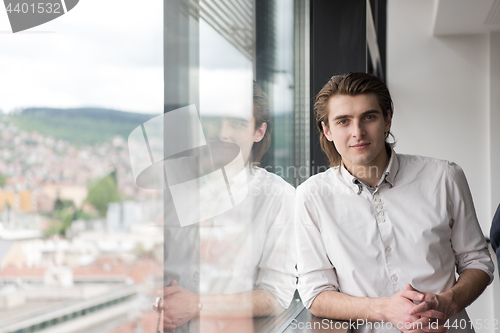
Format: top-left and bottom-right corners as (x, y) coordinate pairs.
(53, 198), (75, 212)
(85, 170), (120, 216)
(0, 172), (7, 187)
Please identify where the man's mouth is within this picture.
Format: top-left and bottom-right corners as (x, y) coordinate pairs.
(351, 142), (370, 149)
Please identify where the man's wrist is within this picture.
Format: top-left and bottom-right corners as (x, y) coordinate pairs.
(438, 289), (460, 318)
(367, 297), (387, 322)
(190, 294), (202, 318)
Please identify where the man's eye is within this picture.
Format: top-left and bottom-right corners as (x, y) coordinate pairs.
(230, 120), (246, 127)
(364, 115), (375, 120)
(337, 119), (347, 125)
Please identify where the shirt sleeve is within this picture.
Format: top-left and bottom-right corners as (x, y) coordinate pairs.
(256, 183), (297, 309)
(447, 163), (495, 283)
(295, 185), (338, 309)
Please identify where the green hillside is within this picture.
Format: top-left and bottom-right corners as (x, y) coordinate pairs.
(9, 107), (157, 145)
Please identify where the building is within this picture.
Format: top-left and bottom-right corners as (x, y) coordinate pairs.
(0, 257), (162, 333)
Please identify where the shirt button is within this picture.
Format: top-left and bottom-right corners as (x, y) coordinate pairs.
(385, 246), (392, 253)
(392, 275), (398, 281)
(377, 205), (383, 210)
(378, 212), (384, 217)
(379, 219), (385, 223)
(375, 198), (381, 203)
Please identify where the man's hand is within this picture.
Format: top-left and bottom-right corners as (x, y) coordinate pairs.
(406, 284), (460, 321)
(407, 268), (491, 325)
(163, 280), (200, 332)
(372, 287), (447, 332)
(390, 284), (451, 333)
(309, 289), (446, 332)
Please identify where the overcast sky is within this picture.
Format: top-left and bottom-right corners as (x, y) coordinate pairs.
(0, 0), (164, 114)
(0, 1), (293, 117)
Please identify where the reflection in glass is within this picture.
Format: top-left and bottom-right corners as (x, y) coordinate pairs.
(162, 0), (309, 331)
(163, 81), (296, 332)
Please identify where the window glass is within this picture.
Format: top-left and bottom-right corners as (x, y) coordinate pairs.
(163, 1), (308, 332)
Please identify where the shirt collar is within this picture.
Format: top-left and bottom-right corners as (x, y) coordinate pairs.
(340, 148), (399, 194)
(339, 161), (363, 194)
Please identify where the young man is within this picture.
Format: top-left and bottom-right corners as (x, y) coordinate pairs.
(296, 73), (494, 333)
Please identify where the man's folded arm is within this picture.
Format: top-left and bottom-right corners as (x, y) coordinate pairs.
(448, 269), (492, 313)
(309, 290), (373, 320)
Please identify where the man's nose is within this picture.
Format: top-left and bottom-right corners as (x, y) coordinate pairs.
(352, 121), (365, 138)
(219, 121), (231, 142)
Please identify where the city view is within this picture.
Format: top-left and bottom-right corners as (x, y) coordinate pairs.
(0, 108), (164, 333)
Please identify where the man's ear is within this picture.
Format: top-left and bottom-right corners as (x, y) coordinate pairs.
(384, 110), (392, 132)
(321, 121), (333, 141)
(254, 122), (267, 143)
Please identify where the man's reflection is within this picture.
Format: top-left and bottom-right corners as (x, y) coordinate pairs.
(162, 83), (296, 333)
(218, 117), (265, 165)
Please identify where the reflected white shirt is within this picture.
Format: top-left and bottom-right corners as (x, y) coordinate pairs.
(296, 151), (494, 333)
(165, 166), (296, 307)
(199, 166), (296, 308)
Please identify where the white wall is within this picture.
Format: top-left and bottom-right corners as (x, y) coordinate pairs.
(387, 1), (498, 332)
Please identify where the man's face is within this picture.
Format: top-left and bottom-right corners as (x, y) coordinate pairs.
(219, 117), (266, 164)
(321, 93), (391, 170)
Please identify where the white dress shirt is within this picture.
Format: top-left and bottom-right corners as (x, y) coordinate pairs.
(198, 166), (296, 307)
(296, 151), (494, 333)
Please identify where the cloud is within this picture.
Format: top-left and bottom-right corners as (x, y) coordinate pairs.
(0, 0), (163, 114)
